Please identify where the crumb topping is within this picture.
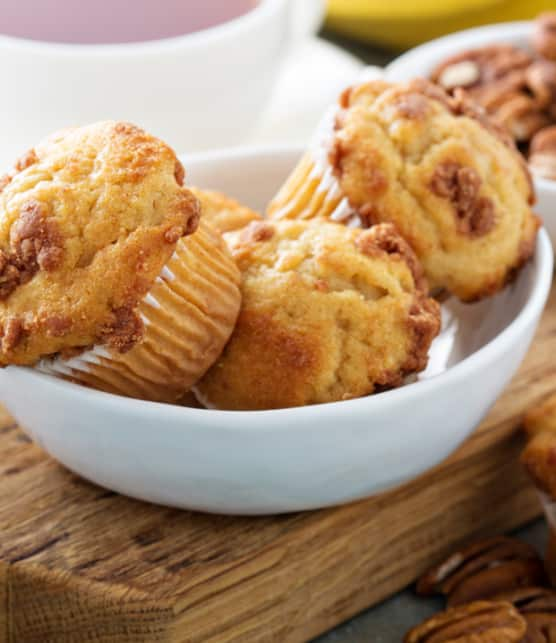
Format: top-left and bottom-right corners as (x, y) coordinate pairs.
(430, 161), (495, 237)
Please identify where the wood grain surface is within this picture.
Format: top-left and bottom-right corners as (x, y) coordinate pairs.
(1, 287), (556, 642)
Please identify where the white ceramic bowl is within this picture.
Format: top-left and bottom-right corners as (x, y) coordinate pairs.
(0, 0), (323, 165)
(385, 21), (556, 253)
(0, 146), (552, 515)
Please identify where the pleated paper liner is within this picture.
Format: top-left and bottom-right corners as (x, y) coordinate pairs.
(37, 219), (241, 403)
(267, 107), (362, 227)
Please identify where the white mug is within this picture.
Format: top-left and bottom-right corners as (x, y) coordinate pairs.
(0, 0), (324, 165)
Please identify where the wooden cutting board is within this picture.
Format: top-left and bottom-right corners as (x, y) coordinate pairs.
(2, 286), (556, 643)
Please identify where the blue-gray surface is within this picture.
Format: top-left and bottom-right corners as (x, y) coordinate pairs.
(316, 521), (547, 642)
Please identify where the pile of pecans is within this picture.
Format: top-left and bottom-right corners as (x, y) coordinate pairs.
(405, 536), (556, 641)
(430, 13), (556, 181)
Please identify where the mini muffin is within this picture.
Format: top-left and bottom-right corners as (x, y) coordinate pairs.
(0, 121), (241, 402)
(268, 79), (539, 302)
(194, 219), (441, 410)
(190, 188), (262, 235)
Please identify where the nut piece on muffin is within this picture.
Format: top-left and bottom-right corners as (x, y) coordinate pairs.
(0, 121), (241, 402)
(267, 79), (539, 302)
(190, 188), (262, 235)
(194, 219), (441, 410)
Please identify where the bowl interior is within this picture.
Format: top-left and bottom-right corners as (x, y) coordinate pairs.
(182, 146), (541, 399)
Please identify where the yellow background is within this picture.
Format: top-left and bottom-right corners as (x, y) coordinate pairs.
(326, 0), (556, 49)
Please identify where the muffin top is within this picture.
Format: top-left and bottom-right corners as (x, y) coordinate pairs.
(196, 219), (440, 410)
(327, 79), (539, 301)
(190, 188), (261, 234)
(0, 121), (200, 365)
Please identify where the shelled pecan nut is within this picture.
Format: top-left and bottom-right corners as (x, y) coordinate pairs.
(533, 13), (556, 61)
(491, 586), (556, 639)
(494, 94), (550, 142)
(529, 125), (556, 180)
(417, 537), (547, 606)
(467, 70), (528, 112)
(404, 601), (527, 642)
(525, 60), (556, 109)
(491, 586), (556, 610)
(521, 614), (556, 642)
(519, 590), (556, 643)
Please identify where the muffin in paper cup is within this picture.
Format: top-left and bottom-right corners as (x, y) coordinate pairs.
(267, 79), (539, 302)
(0, 121), (240, 402)
(38, 217), (241, 403)
(195, 219), (440, 410)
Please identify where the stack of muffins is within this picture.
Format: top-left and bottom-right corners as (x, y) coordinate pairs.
(0, 78), (540, 410)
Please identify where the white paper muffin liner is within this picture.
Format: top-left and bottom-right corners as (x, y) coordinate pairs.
(268, 105), (363, 227)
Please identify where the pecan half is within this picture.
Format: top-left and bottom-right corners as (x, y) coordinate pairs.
(417, 537), (547, 606)
(404, 601), (526, 642)
(484, 588), (556, 641)
(526, 61), (556, 109)
(529, 125), (556, 180)
(437, 60), (480, 90)
(519, 590), (556, 643)
(494, 94), (550, 142)
(468, 69), (529, 112)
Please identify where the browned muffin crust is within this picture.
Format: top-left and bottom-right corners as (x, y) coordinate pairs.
(0, 121), (200, 365)
(196, 219), (440, 410)
(328, 79), (539, 301)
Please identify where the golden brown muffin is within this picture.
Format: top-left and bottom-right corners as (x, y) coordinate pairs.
(268, 79), (539, 302)
(195, 219), (441, 410)
(404, 601), (526, 642)
(190, 188), (262, 234)
(0, 121), (241, 402)
(0, 121), (199, 364)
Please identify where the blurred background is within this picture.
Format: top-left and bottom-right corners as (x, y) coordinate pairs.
(324, 0), (555, 55)
(1, 0), (555, 166)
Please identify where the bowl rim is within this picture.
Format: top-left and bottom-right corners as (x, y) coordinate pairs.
(11, 145), (554, 424)
(0, 0), (286, 56)
(385, 19), (556, 194)
(385, 20), (532, 76)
